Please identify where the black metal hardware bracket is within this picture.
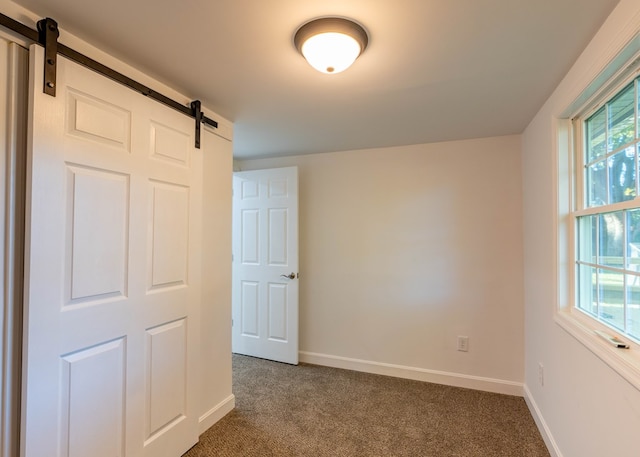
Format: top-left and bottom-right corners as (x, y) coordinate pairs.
(191, 100), (203, 149)
(0, 12), (218, 148)
(37, 18), (58, 96)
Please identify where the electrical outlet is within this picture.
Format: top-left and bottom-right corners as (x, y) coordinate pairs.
(457, 336), (469, 352)
(538, 363), (544, 386)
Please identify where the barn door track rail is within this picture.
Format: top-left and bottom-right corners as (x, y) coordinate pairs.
(0, 13), (217, 148)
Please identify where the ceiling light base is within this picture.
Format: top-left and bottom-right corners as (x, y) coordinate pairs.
(294, 17), (369, 74)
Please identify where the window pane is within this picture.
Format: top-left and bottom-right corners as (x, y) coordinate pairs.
(586, 107), (606, 162)
(608, 149), (636, 203)
(627, 275), (640, 339)
(576, 77), (640, 343)
(577, 215), (597, 263)
(577, 263), (597, 316)
(608, 83), (635, 152)
(598, 268), (625, 330)
(587, 160), (608, 206)
(627, 209), (640, 270)
(599, 212), (624, 268)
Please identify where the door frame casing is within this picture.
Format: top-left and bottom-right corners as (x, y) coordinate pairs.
(0, 35), (28, 457)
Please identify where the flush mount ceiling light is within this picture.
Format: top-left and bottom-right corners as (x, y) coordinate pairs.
(294, 17), (369, 74)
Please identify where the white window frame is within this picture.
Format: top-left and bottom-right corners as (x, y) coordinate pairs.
(556, 36), (640, 389)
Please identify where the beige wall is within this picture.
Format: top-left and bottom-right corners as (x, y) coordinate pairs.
(237, 135), (524, 391)
(522, 0), (640, 456)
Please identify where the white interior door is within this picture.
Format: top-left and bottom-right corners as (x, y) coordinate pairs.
(232, 167), (299, 365)
(21, 45), (202, 457)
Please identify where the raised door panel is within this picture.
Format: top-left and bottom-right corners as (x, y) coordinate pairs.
(66, 89), (131, 151)
(60, 339), (126, 457)
(145, 319), (187, 445)
(267, 178), (288, 198)
(268, 208), (288, 266)
(148, 181), (190, 291)
(241, 209), (260, 265)
(65, 165), (129, 306)
(150, 121), (190, 167)
(240, 179), (258, 199)
(241, 281), (259, 337)
(268, 283), (287, 341)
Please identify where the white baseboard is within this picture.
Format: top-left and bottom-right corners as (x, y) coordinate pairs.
(523, 385), (562, 457)
(299, 351), (523, 396)
(198, 394), (235, 435)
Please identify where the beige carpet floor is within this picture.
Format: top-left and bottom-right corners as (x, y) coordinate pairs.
(184, 355), (550, 456)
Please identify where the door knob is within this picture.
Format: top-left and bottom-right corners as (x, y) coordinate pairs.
(280, 273), (296, 280)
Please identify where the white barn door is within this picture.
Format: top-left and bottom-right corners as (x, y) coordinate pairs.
(232, 167), (299, 365)
(21, 45), (201, 457)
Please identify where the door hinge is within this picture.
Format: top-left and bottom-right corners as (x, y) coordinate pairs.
(37, 17), (59, 97)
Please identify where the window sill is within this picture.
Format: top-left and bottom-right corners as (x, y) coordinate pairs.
(555, 310), (640, 391)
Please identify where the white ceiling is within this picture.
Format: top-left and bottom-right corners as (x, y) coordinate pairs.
(10, 0), (620, 158)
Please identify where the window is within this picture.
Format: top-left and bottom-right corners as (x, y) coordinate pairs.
(574, 77), (640, 342)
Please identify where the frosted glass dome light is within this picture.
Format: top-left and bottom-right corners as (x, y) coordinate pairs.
(294, 18), (369, 74)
